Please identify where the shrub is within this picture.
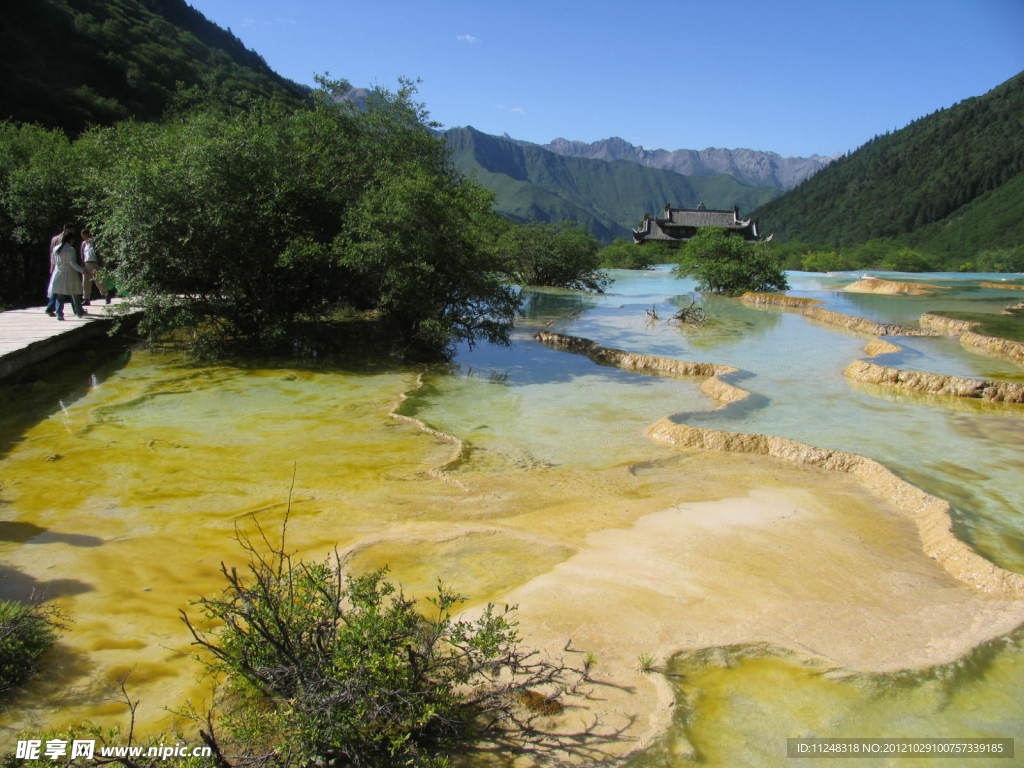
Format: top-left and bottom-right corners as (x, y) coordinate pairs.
(496, 222), (609, 292)
(673, 228), (788, 294)
(182, 535), (583, 767)
(800, 250), (857, 272)
(879, 247), (936, 272)
(0, 599), (58, 696)
(597, 238), (657, 270)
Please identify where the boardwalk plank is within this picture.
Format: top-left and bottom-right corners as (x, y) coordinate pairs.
(0, 299), (138, 380)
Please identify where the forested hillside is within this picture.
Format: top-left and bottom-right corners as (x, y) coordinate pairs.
(754, 71), (1024, 260)
(0, 0), (306, 132)
(446, 127), (779, 242)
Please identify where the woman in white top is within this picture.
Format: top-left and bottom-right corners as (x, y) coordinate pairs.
(48, 231), (85, 320)
(80, 228), (108, 304)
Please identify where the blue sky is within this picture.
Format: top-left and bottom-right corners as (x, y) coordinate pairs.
(189, 0), (1023, 157)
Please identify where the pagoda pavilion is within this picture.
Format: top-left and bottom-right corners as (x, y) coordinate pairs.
(632, 203), (767, 245)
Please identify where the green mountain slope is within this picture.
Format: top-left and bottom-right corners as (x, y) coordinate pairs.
(446, 127), (779, 242)
(0, 0), (306, 132)
(754, 71), (1024, 250)
(903, 171), (1024, 257)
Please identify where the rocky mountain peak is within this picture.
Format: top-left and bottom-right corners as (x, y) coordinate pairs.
(542, 137), (837, 190)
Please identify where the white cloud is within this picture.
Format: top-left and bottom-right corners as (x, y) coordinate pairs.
(495, 104), (526, 115)
(242, 16), (297, 28)
(510, 106), (525, 114)
(456, 34), (479, 43)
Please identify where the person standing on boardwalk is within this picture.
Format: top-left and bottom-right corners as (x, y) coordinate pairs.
(47, 231), (85, 321)
(80, 229), (109, 305)
(45, 223), (75, 316)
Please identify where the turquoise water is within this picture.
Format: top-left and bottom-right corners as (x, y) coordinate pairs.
(429, 268), (1024, 766)
(524, 269), (1024, 572)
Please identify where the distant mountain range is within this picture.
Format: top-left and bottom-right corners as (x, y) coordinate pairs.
(445, 127), (780, 242)
(541, 137), (837, 190)
(754, 70), (1024, 256)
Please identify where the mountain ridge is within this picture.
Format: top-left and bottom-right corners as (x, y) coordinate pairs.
(538, 135), (837, 190)
(445, 126), (779, 242)
(0, 0), (307, 132)
(753, 70), (1024, 255)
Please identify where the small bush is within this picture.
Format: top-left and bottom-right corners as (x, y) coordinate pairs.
(879, 247), (936, 272)
(0, 599), (58, 695)
(800, 250), (857, 272)
(673, 229), (788, 295)
(182, 532), (584, 767)
(496, 222), (609, 292)
(597, 238), (657, 270)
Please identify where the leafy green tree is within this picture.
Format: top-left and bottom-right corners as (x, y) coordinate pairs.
(83, 79), (518, 355)
(339, 166), (519, 352)
(0, 123), (77, 307)
(846, 237), (900, 268)
(496, 222), (608, 292)
(767, 239), (827, 271)
(800, 250), (858, 272)
(974, 247), (1024, 273)
(673, 229), (788, 294)
(879, 247), (936, 272)
(596, 238), (677, 269)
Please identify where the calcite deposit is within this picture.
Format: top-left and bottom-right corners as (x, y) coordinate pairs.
(920, 313), (1024, 367)
(740, 292), (934, 336)
(843, 276), (947, 295)
(845, 359), (1024, 403)
(645, 418), (1024, 597)
(534, 330), (751, 405)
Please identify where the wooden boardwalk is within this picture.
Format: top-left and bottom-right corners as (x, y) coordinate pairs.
(0, 298), (137, 380)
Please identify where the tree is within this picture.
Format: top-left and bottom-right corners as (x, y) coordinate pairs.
(181, 530), (586, 767)
(339, 167), (519, 352)
(880, 247), (935, 272)
(0, 122), (77, 308)
(82, 78), (519, 355)
(596, 238), (665, 270)
(496, 222), (608, 292)
(975, 246), (1024, 273)
(672, 228), (788, 294)
(800, 250), (857, 272)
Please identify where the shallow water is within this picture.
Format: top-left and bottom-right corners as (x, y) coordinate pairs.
(628, 635), (1024, 768)
(0, 268), (1022, 763)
